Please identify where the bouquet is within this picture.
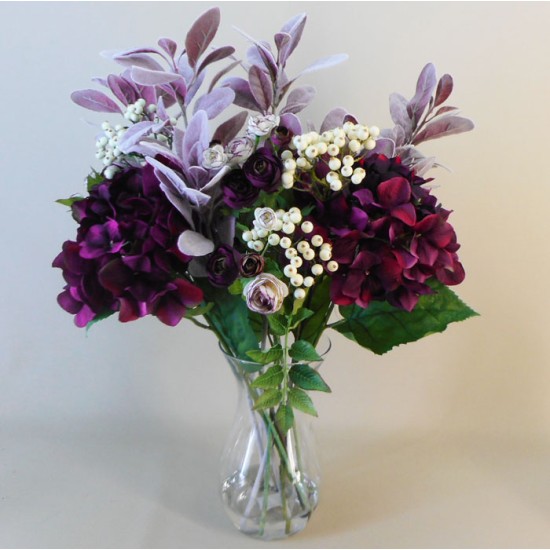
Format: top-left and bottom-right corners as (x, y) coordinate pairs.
(53, 8), (477, 539)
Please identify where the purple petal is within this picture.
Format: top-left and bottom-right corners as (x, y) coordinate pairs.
(377, 177), (411, 208)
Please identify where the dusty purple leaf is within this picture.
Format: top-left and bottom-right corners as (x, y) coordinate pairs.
(131, 66), (181, 86)
(208, 59), (241, 93)
(158, 38), (178, 58)
(320, 107), (348, 132)
(212, 111), (248, 145)
(159, 183), (195, 228)
(107, 74), (137, 106)
(92, 77), (108, 88)
(433, 105), (458, 117)
(193, 87), (235, 119)
(147, 157), (210, 207)
(177, 54), (194, 82)
(177, 230), (215, 257)
(216, 213), (236, 246)
(412, 155), (437, 176)
(389, 93), (413, 135)
(223, 76), (261, 111)
(280, 113), (302, 135)
(412, 115), (474, 145)
(248, 65), (273, 113)
(71, 89), (121, 113)
(185, 7), (220, 68)
(201, 165), (231, 193)
(408, 63), (437, 121)
(182, 110), (209, 170)
(278, 13), (306, 66)
(274, 32), (291, 61)
(281, 85), (316, 115)
(248, 42), (278, 80)
(187, 165), (210, 189)
(186, 70), (206, 104)
(110, 51), (164, 72)
(118, 121), (155, 153)
(298, 54), (348, 77)
(371, 137), (396, 158)
(197, 46), (235, 74)
(434, 74), (453, 107)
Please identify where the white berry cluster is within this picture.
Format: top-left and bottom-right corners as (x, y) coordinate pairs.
(95, 122), (128, 179)
(123, 98), (157, 123)
(281, 122), (380, 191)
(242, 207), (339, 300)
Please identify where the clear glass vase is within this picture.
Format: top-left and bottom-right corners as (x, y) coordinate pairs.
(219, 341), (329, 540)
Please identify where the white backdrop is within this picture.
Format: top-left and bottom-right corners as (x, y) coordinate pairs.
(1, 1), (550, 547)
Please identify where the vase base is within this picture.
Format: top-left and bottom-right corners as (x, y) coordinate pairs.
(221, 469), (319, 539)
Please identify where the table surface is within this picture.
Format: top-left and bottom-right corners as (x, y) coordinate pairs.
(2, 418), (550, 549)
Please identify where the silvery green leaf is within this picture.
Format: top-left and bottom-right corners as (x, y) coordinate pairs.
(185, 7), (220, 68)
(320, 107), (348, 132)
(212, 111), (248, 145)
(71, 89), (121, 113)
(248, 65), (273, 113)
(177, 230), (215, 257)
(408, 63), (437, 121)
(281, 85), (316, 115)
(412, 115), (474, 145)
(197, 46), (235, 74)
(131, 66), (181, 86)
(434, 74), (453, 107)
(193, 87), (235, 120)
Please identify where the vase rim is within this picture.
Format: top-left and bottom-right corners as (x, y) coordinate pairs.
(218, 334), (332, 366)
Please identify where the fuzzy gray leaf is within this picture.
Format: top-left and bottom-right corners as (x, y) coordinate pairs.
(389, 93), (412, 135)
(212, 111), (248, 145)
(320, 107), (348, 132)
(71, 89), (121, 113)
(193, 87), (235, 119)
(197, 46), (235, 74)
(281, 85), (316, 115)
(408, 63), (437, 121)
(177, 230), (215, 257)
(248, 65), (273, 113)
(412, 115), (474, 145)
(434, 74), (453, 107)
(185, 7), (220, 68)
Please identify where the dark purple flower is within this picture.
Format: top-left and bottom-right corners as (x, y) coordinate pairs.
(206, 245), (240, 287)
(239, 254), (265, 278)
(243, 147), (282, 193)
(221, 168), (260, 209)
(53, 165), (204, 327)
(270, 125), (293, 148)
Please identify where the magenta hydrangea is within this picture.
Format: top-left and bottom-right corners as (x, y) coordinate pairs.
(53, 165), (204, 327)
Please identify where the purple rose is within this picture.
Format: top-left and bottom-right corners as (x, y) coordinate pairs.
(221, 168), (260, 209)
(207, 245), (240, 287)
(243, 147), (283, 193)
(239, 254), (265, 278)
(270, 125), (293, 148)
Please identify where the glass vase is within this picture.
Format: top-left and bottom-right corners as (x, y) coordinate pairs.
(219, 341), (329, 540)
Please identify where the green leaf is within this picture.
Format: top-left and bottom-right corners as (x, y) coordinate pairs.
(289, 308), (314, 329)
(254, 388), (282, 411)
(290, 364), (331, 393)
(298, 275), (332, 345)
(289, 340), (322, 362)
(267, 314), (287, 337)
(264, 258), (284, 279)
(275, 404), (294, 433)
(56, 195), (84, 207)
(288, 388), (318, 417)
(85, 310), (115, 332)
(86, 170), (104, 191)
(228, 278), (244, 296)
(334, 280), (479, 355)
(184, 302), (214, 318)
(251, 365), (284, 389)
(246, 344), (283, 365)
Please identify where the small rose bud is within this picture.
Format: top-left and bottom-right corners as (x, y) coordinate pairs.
(239, 254), (265, 278)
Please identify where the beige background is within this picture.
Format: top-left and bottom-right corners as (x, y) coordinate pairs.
(1, 1), (550, 547)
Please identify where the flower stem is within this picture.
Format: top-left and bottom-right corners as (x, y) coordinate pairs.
(259, 427), (273, 537)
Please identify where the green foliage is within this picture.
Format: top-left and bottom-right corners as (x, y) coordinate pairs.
(289, 340), (322, 362)
(228, 278), (244, 296)
(246, 344), (283, 365)
(333, 280), (479, 355)
(267, 314), (286, 337)
(56, 195), (84, 208)
(184, 302), (214, 318)
(288, 388), (318, 417)
(251, 365), (284, 389)
(85, 310), (115, 332)
(254, 388), (282, 410)
(275, 404), (294, 433)
(289, 308), (314, 330)
(86, 169), (105, 191)
(289, 364), (331, 392)
(298, 275), (332, 345)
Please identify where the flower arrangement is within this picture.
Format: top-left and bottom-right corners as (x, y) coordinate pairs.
(53, 8), (477, 538)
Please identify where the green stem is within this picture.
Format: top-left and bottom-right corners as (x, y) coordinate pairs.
(259, 428), (273, 537)
(280, 461), (292, 535)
